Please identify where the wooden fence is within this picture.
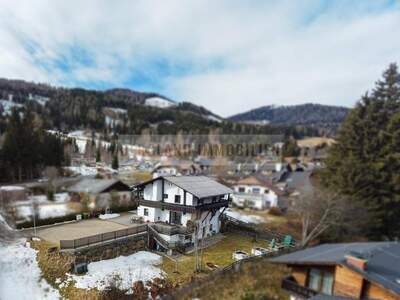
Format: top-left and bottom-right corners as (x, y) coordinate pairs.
(60, 224), (148, 250)
(163, 246), (298, 300)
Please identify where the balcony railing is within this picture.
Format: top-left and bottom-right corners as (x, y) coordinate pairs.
(281, 276), (318, 299)
(138, 199), (230, 213)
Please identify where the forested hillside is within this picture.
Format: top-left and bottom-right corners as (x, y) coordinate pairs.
(0, 78), (319, 138)
(229, 103), (349, 133)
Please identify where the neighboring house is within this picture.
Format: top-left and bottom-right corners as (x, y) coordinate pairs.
(231, 176), (284, 209)
(134, 175), (232, 249)
(271, 242), (400, 300)
(0, 186), (28, 204)
(151, 159), (201, 178)
(67, 178), (131, 210)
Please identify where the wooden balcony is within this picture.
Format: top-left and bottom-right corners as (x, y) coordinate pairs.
(138, 199), (230, 213)
(281, 276), (318, 299)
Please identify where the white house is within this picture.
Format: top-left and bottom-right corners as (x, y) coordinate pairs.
(135, 176), (232, 250)
(151, 159), (201, 179)
(231, 176), (284, 210)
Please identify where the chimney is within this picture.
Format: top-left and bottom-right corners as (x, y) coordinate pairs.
(345, 253), (368, 271)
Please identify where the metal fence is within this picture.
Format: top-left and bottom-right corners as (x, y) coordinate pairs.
(60, 224), (148, 250)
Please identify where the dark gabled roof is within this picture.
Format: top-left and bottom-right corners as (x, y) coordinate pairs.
(271, 242), (400, 296)
(67, 178), (130, 194)
(136, 175), (232, 199)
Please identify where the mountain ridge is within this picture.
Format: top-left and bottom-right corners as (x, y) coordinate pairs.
(229, 103), (350, 128)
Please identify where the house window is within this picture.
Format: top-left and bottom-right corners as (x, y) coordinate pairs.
(143, 208), (149, 216)
(209, 224), (213, 232)
(238, 187), (245, 193)
(321, 272), (333, 295)
(175, 195), (181, 203)
(308, 269), (321, 291)
(307, 268), (333, 295)
(212, 197), (217, 203)
(163, 194), (168, 199)
(252, 188), (260, 194)
(170, 211), (182, 225)
(264, 189), (269, 194)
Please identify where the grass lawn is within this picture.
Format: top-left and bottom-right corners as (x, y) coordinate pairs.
(161, 233), (268, 285)
(32, 240), (100, 300)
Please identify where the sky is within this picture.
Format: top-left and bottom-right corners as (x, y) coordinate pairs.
(0, 0), (399, 117)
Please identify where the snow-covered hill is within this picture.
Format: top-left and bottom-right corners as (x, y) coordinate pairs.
(145, 97), (176, 108)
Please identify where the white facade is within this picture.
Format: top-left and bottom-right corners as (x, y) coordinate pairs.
(231, 184), (278, 209)
(152, 166), (179, 178)
(137, 177), (228, 240)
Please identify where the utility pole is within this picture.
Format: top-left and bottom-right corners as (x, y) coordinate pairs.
(31, 193), (37, 237)
(194, 219), (200, 272)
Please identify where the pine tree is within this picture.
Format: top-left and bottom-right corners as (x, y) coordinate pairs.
(112, 155), (119, 170)
(96, 147), (101, 162)
(324, 63), (400, 239)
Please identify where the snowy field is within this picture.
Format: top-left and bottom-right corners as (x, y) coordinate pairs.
(225, 209), (266, 224)
(64, 251), (163, 293)
(0, 240), (60, 300)
(16, 203), (73, 221)
(66, 165), (98, 176)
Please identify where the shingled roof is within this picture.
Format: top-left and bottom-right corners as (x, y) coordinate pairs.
(136, 175), (232, 199)
(67, 178), (130, 194)
(271, 242), (400, 296)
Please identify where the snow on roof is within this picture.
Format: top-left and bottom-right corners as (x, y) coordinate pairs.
(0, 185), (25, 191)
(67, 178), (129, 194)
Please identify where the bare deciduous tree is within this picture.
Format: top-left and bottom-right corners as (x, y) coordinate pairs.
(293, 186), (367, 247)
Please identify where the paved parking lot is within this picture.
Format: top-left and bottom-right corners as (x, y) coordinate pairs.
(37, 219), (129, 245)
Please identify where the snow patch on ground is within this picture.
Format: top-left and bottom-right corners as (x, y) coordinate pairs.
(75, 139), (87, 154)
(0, 213), (13, 231)
(16, 203), (73, 220)
(0, 240), (60, 300)
(54, 193), (70, 203)
(98, 213), (120, 220)
(206, 115), (222, 123)
(66, 165), (98, 176)
(0, 99), (23, 115)
(225, 209), (266, 224)
(67, 251), (163, 293)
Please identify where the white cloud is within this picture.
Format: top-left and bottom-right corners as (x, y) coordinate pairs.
(0, 0), (399, 116)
